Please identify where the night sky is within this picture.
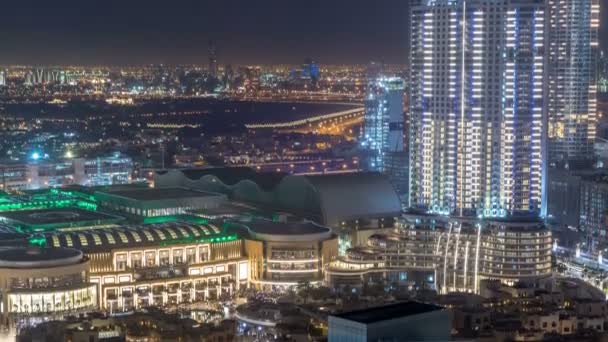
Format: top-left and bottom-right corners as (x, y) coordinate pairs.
(0, 0), (606, 66)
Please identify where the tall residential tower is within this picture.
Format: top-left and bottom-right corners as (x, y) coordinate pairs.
(409, 0), (546, 216)
(363, 76), (406, 171)
(363, 75), (408, 206)
(547, 0), (599, 162)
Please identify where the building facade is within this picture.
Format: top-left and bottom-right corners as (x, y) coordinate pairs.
(579, 175), (608, 246)
(326, 215), (553, 294)
(547, 0), (599, 162)
(409, 0), (546, 216)
(0, 247), (96, 326)
(231, 218), (338, 290)
(0, 154), (133, 191)
(43, 222), (248, 312)
(362, 77), (405, 172)
(328, 302), (450, 342)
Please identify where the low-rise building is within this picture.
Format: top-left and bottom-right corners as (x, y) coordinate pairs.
(0, 154), (134, 191)
(41, 221), (248, 312)
(94, 187), (227, 217)
(229, 218), (338, 290)
(328, 301), (450, 342)
(0, 247), (96, 326)
(326, 214), (553, 294)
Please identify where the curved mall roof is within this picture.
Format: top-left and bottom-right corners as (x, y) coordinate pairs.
(155, 168), (402, 226)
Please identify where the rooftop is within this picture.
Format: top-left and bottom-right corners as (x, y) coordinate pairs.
(99, 187), (219, 201)
(44, 221), (235, 252)
(0, 247), (83, 268)
(332, 301), (444, 324)
(240, 218), (330, 235)
(0, 207), (123, 230)
(229, 218), (334, 242)
(173, 167), (287, 190)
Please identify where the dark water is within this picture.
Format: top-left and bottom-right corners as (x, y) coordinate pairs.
(1, 98), (359, 133)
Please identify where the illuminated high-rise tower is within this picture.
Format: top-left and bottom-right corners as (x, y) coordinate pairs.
(409, 0), (547, 216)
(547, 0), (599, 162)
(363, 76), (405, 171)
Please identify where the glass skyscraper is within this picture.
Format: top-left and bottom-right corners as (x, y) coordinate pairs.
(362, 76), (405, 171)
(547, 0), (599, 162)
(409, 0), (546, 217)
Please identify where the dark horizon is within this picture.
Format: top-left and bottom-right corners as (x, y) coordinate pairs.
(0, 0), (411, 66)
(0, 0), (606, 67)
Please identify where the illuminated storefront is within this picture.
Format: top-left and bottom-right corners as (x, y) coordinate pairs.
(43, 221), (248, 312)
(0, 247), (96, 325)
(327, 216), (552, 294)
(231, 218), (338, 290)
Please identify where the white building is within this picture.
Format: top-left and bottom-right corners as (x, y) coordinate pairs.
(409, 0), (547, 216)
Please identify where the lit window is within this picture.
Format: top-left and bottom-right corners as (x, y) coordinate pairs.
(154, 229), (166, 240)
(78, 234), (88, 246)
(130, 231), (142, 242)
(117, 232), (129, 244)
(142, 230), (154, 241)
(92, 234), (102, 245)
(166, 228), (178, 239)
(105, 233), (116, 244)
(177, 227), (189, 238)
(188, 225), (201, 237)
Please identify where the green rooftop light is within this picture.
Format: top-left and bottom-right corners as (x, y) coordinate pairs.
(144, 215), (208, 225)
(28, 236), (47, 247)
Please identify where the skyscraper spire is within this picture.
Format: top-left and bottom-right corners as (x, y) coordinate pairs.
(208, 40), (218, 78)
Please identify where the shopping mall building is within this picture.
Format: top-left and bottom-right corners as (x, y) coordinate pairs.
(0, 170), (554, 326)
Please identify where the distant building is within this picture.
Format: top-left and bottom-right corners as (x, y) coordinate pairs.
(208, 41), (218, 77)
(302, 58), (319, 84)
(547, 0), (599, 162)
(328, 301), (450, 342)
(362, 76), (407, 206)
(288, 58), (320, 88)
(362, 76), (405, 171)
(223, 64), (234, 90)
(0, 154), (133, 191)
(546, 168), (608, 250)
(579, 174), (608, 247)
(599, 51), (608, 93)
(546, 168), (582, 228)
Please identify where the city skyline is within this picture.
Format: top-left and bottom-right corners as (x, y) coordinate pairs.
(0, 1), (608, 340)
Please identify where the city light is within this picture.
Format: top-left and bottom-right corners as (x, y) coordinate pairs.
(0, 1), (604, 340)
